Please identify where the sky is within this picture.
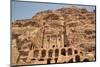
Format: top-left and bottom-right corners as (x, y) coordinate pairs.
(11, 0), (95, 22)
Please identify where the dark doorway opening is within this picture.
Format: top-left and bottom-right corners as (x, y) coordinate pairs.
(47, 58), (51, 64)
(48, 49), (53, 57)
(55, 49), (59, 57)
(75, 55), (80, 62)
(61, 48), (66, 56)
(41, 49), (46, 57)
(34, 50), (39, 57)
(53, 45), (55, 48)
(55, 58), (58, 63)
(74, 50), (78, 54)
(68, 48), (72, 55)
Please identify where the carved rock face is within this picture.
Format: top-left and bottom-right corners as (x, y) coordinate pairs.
(12, 7), (96, 65)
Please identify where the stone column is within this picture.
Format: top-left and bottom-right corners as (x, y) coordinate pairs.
(57, 35), (61, 48)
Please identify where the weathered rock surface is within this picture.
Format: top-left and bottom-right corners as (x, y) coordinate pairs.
(11, 7), (96, 66)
